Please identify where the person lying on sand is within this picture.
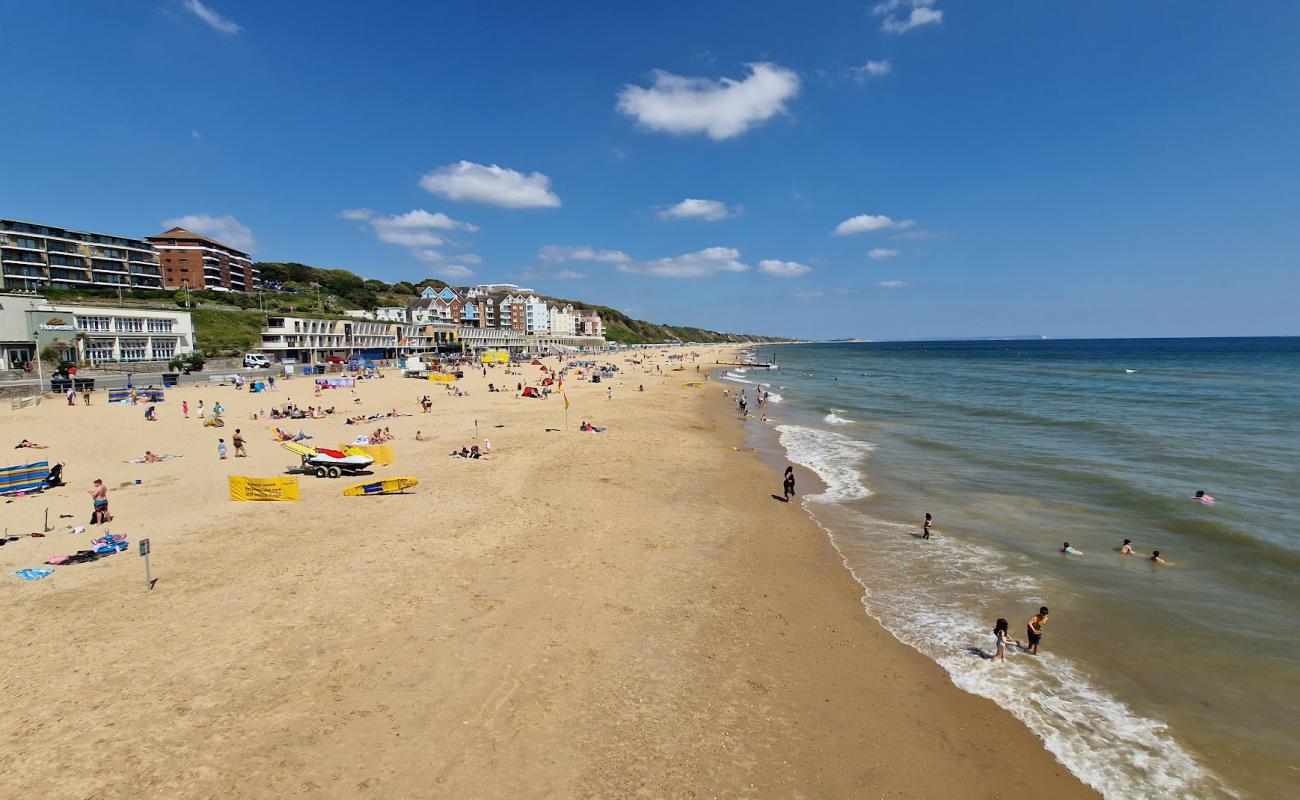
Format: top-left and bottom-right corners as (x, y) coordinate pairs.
(16, 439), (49, 449)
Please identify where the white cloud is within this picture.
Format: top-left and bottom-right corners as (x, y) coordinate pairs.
(183, 0), (242, 35)
(833, 214), (917, 236)
(413, 249), (444, 262)
(541, 244), (750, 278)
(345, 208), (478, 248)
(458, 253), (483, 265)
(162, 213), (255, 252)
(623, 247), (750, 278)
(872, 1), (943, 34)
(793, 288), (825, 300)
(616, 62), (800, 140)
(658, 198), (737, 222)
(848, 59), (893, 81)
(553, 269), (586, 280)
(419, 161), (560, 209)
(190, 130), (202, 140)
(876, 279), (907, 288)
(538, 245), (632, 264)
(758, 259), (812, 277)
(868, 248), (901, 260)
(436, 264), (476, 281)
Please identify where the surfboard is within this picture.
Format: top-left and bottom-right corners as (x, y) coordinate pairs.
(342, 477), (419, 496)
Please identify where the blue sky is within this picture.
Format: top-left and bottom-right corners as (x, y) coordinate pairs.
(2, 1), (1298, 340)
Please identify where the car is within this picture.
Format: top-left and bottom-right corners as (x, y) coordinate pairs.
(243, 353), (271, 369)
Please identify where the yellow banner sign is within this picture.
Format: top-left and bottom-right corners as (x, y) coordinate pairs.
(229, 475), (300, 501)
(428, 373), (456, 383)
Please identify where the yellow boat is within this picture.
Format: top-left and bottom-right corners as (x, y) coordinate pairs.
(342, 477), (419, 496)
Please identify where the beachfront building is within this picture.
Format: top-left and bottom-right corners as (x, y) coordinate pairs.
(523, 294), (550, 335)
(0, 293), (195, 369)
(146, 227), (259, 293)
(375, 306), (407, 322)
(577, 310), (605, 337)
(409, 286), (462, 325)
(343, 309), (375, 320)
(0, 218), (165, 292)
(548, 303), (577, 336)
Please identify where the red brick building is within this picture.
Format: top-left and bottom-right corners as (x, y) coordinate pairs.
(146, 227), (259, 292)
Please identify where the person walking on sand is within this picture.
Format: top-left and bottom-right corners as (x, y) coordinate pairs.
(232, 428), (247, 457)
(923, 512), (933, 540)
(217, 438), (227, 460)
(783, 466), (796, 501)
(182, 400), (189, 418)
(88, 479), (111, 525)
(197, 400), (205, 419)
(66, 386), (76, 406)
(82, 387), (91, 405)
(992, 618), (1021, 662)
(1026, 607), (1049, 655)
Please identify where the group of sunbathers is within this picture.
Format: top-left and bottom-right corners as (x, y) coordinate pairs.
(579, 421), (606, 432)
(449, 445), (489, 459)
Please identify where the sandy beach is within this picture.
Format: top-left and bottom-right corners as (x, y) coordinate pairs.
(0, 346), (1094, 798)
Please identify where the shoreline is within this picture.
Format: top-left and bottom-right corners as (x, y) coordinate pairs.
(1, 346), (1092, 797)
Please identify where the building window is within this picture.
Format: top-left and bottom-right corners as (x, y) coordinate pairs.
(115, 317), (145, 333)
(151, 340), (175, 360)
(78, 316), (111, 332)
(119, 339), (147, 361)
(86, 340), (114, 363)
(146, 318), (174, 333)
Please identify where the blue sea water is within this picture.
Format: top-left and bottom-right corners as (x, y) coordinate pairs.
(724, 338), (1300, 800)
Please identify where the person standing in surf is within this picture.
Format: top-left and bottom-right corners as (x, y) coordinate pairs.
(992, 618), (1021, 662)
(923, 513), (933, 540)
(782, 466), (796, 501)
(1026, 607), (1049, 655)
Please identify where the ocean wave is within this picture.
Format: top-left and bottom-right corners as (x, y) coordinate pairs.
(809, 508), (1237, 800)
(823, 412), (853, 425)
(765, 392), (782, 404)
(775, 424), (875, 501)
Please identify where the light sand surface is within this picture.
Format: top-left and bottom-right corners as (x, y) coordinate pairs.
(0, 347), (1095, 798)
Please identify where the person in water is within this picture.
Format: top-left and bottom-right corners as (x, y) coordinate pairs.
(1193, 490), (1215, 505)
(1151, 550), (1167, 565)
(1120, 539), (1134, 555)
(992, 618), (1021, 662)
(1026, 607), (1049, 655)
(782, 466), (796, 501)
(1061, 541), (1083, 555)
(923, 513), (933, 540)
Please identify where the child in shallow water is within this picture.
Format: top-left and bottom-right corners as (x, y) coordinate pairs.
(992, 618), (1021, 662)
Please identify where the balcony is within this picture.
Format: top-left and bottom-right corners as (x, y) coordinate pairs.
(129, 265), (162, 277)
(49, 269), (90, 284)
(131, 276), (163, 288)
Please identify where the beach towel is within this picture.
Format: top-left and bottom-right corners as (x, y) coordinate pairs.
(14, 567), (54, 581)
(45, 555), (70, 565)
(123, 455), (181, 463)
(0, 461), (49, 496)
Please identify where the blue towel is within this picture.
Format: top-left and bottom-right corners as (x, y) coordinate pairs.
(14, 567), (54, 581)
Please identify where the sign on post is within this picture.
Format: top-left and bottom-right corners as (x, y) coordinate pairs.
(139, 537), (153, 590)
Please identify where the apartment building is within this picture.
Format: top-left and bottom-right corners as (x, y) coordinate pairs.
(259, 316), (406, 363)
(548, 303), (577, 335)
(577, 310), (605, 337)
(147, 227), (259, 293)
(0, 218), (165, 292)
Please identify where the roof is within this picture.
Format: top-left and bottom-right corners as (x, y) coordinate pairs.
(147, 227), (249, 256)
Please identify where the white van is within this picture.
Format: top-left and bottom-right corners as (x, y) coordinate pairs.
(243, 353), (272, 369)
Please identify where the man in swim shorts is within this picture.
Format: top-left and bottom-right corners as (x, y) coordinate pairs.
(88, 478), (110, 525)
(1026, 607), (1049, 655)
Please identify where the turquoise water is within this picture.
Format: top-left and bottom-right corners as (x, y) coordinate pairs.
(725, 338), (1300, 799)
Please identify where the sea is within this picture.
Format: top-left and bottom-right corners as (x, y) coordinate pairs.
(721, 337), (1299, 800)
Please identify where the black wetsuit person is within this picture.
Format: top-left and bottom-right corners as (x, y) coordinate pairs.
(783, 466), (796, 501)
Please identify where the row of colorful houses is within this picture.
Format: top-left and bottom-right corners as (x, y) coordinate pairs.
(406, 284), (604, 337)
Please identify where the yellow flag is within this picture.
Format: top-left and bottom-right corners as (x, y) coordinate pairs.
(563, 392), (570, 410)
